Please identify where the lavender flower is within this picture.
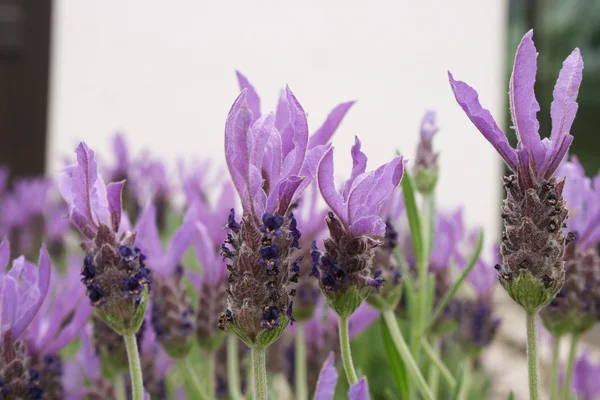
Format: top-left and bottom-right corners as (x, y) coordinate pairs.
(449, 30), (584, 312)
(313, 352), (370, 400)
(59, 142), (149, 335)
(187, 184), (233, 350)
(567, 354), (600, 400)
(0, 238), (51, 399)
(314, 137), (404, 316)
(24, 255), (93, 399)
(540, 158), (600, 336)
(135, 204), (195, 357)
(220, 87), (317, 347)
(413, 111), (440, 195)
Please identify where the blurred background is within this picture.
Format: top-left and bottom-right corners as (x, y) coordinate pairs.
(1, 0), (599, 398)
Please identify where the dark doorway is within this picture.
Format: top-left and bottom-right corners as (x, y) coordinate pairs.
(0, 0), (52, 182)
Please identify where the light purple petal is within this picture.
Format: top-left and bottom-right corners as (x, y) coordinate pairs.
(45, 299), (93, 354)
(112, 133), (129, 174)
(163, 218), (194, 276)
(225, 90), (254, 212)
(420, 110), (438, 140)
(194, 221), (219, 284)
(250, 113), (276, 172)
(68, 209), (97, 239)
(448, 72), (518, 171)
(72, 142), (109, 227)
(0, 277), (17, 340)
(0, 237), (9, 271)
(308, 101), (355, 149)
(11, 246), (51, 340)
(276, 175), (304, 215)
(348, 303), (379, 338)
(317, 147), (349, 227)
(549, 48), (583, 144)
(348, 378), (370, 400)
(314, 352), (338, 400)
(350, 216), (386, 237)
(106, 181), (124, 232)
(508, 30), (545, 167)
(235, 71), (261, 121)
(135, 204), (166, 267)
(274, 89), (289, 132)
(342, 137), (368, 199)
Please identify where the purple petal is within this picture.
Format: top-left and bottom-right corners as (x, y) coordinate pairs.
(45, 299), (93, 354)
(294, 144), (332, 201)
(508, 30), (545, 167)
(0, 237), (9, 271)
(280, 123), (295, 160)
(348, 303), (379, 338)
(448, 72), (518, 171)
(72, 142), (109, 227)
(106, 181), (124, 232)
(163, 218), (194, 276)
(317, 147), (348, 227)
(225, 90), (254, 211)
(308, 101), (355, 149)
(11, 246), (51, 340)
(0, 277), (17, 340)
(276, 175), (304, 215)
(250, 113), (276, 172)
(135, 204), (166, 266)
(350, 216), (386, 237)
(235, 71), (261, 121)
(194, 221), (220, 284)
(274, 89), (289, 132)
(342, 137), (368, 199)
(112, 133), (129, 174)
(314, 352), (338, 400)
(549, 48), (583, 143)
(348, 378), (370, 400)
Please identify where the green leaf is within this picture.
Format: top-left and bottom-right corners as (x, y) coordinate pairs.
(424, 229), (484, 334)
(380, 317), (410, 399)
(507, 391), (515, 400)
(401, 173), (423, 265)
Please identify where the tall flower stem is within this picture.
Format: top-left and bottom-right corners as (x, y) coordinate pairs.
(114, 373), (127, 400)
(339, 315), (359, 385)
(182, 358), (210, 400)
(207, 350), (216, 399)
(550, 337), (561, 400)
(426, 339), (441, 397)
(123, 333), (144, 400)
(295, 324), (308, 400)
(422, 337), (456, 390)
(526, 311), (540, 400)
(251, 346), (268, 400)
(562, 334), (579, 400)
(227, 334), (243, 400)
(416, 194), (434, 353)
(383, 310), (435, 400)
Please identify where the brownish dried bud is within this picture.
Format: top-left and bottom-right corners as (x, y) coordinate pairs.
(498, 175), (567, 311)
(0, 332), (42, 399)
(197, 276), (227, 350)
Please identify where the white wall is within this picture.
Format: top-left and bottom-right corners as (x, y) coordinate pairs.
(48, 0), (507, 241)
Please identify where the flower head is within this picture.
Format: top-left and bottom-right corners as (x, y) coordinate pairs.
(59, 142), (148, 335)
(541, 158), (600, 336)
(314, 139), (404, 316)
(449, 30), (584, 312)
(413, 110), (440, 194)
(221, 87), (315, 347)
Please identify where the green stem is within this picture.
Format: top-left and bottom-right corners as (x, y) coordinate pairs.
(457, 360), (472, 400)
(339, 316), (359, 385)
(426, 339), (441, 397)
(207, 350), (216, 399)
(295, 324), (308, 400)
(382, 310), (435, 400)
(183, 358), (210, 400)
(227, 335), (243, 400)
(422, 338), (456, 390)
(550, 337), (561, 400)
(251, 346), (268, 400)
(526, 311), (540, 400)
(562, 335), (579, 400)
(123, 333), (144, 400)
(418, 195), (434, 332)
(114, 373), (127, 400)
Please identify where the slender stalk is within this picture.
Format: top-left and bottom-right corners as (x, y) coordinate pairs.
(251, 346), (268, 400)
(295, 324), (308, 400)
(562, 335), (580, 400)
(418, 194), (434, 334)
(339, 315), (359, 385)
(382, 310), (435, 400)
(426, 338), (441, 398)
(526, 311), (540, 400)
(123, 333), (144, 400)
(207, 351), (216, 399)
(457, 360), (472, 400)
(227, 334), (243, 400)
(114, 373), (127, 400)
(182, 358), (210, 400)
(550, 337), (561, 400)
(422, 338), (456, 389)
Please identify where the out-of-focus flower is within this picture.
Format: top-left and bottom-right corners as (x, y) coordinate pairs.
(135, 203), (195, 358)
(313, 352), (370, 400)
(220, 87), (315, 348)
(59, 142), (149, 335)
(313, 137), (404, 317)
(24, 255), (93, 399)
(0, 238), (51, 399)
(541, 158), (600, 336)
(449, 30), (584, 312)
(413, 111), (440, 195)
(569, 354), (600, 400)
